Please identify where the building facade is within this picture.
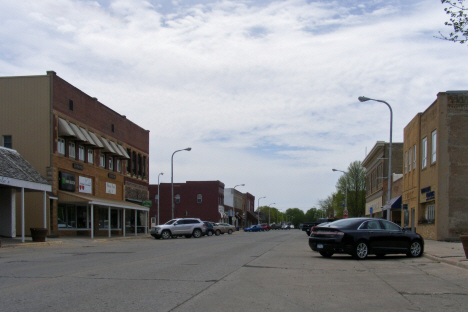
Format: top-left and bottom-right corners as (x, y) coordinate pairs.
(149, 181), (226, 225)
(402, 91), (468, 240)
(362, 141), (403, 220)
(0, 71), (150, 238)
(224, 188), (245, 227)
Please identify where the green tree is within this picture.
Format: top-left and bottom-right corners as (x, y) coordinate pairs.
(304, 207), (321, 222)
(317, 194), (335, 218)
(284, 208), (305, 228)
(335, 161), (366, 217)
(436, 0), (468, 44)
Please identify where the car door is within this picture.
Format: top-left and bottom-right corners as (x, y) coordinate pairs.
(360, 220), (385, 251)
(380, 220), (409, 251)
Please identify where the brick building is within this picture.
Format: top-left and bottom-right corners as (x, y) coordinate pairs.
(149, 181), (226, 225)
(362, 141), (403, 220)
(402, 91), (468, 240)
(0, 71), (150, 238)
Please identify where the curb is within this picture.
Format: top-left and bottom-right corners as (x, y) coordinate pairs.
(424, 253), (468, 270)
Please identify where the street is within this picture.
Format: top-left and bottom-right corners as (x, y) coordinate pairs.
(1, 230), (467, 312)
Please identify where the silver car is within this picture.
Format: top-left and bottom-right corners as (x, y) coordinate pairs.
(151, 218), (206, 239)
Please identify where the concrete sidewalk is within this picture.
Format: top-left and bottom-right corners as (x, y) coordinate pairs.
(1, 235), (467, 269)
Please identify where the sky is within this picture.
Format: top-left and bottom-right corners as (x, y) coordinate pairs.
(1, 0), (467, 212)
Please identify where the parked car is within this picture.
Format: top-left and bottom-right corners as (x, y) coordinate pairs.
(244, 225), (263, 232)
(282, 224), (291, 230)
(270, 224), (282, 230)
(203, 221), (216, 236)
(213, 223), (236, 235)
(150, 218), (206, 239)
(308, 218), (424, 259)
(260, 223), (271, 231)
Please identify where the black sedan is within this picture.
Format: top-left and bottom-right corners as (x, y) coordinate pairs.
(308, 218), (424, 259)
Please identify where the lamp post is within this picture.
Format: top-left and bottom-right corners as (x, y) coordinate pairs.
(359, 96), (393, 221)
(171, 147), (191, 219)
(268, 203), (275, 225)
(257, 196), (266, 225)
(157, 172), (163, 225)
(233, 184), (245, 227)
(332, 169), (348, 218)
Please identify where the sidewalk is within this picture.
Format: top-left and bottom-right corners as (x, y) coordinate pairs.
(1, 235), (467, 269)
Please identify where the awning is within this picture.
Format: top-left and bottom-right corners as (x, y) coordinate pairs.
(219, 211), (227, 218)
(79, 127), (97, 146)
(100, 137), (116, 154)
(88, 132), (104, 149)
(235, 213), (244, 220)
(109, 140), (124, 157)
(58, 118), (76, 137)
(383, 196), (402, 211)
(117, 145), (131, 159)
(58, 191), (149, 211)
(69, 123), (87, 142)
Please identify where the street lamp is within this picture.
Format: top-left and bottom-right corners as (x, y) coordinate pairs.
(332, 169), (348, 218)
(171, 147), (191, 219)
(157, 172), (163, 225)
(257, 196), (266, 225)
(359, 96), (393, 221)
(268, 203), (275, 225)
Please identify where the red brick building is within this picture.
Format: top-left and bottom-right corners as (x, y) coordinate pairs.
(149, 181), (225, 225)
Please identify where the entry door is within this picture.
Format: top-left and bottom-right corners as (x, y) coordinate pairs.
(411, 208), (415, 233)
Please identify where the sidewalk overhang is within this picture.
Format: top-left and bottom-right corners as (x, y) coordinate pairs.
(58, 191), (149, 211)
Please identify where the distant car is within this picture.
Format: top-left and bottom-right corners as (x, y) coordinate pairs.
(213, 223), (236, 235)
(290, 224), (295, 229)
(270, 224), (282, 230)
(309, 218), (424, 259)
(260, 223), (270, 231)
(244, 225), (263, 232)
(203, 221), (216, 236)
(282, 224), (291, 230)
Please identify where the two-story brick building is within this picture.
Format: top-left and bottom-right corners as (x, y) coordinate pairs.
(0, 71), (150, 238)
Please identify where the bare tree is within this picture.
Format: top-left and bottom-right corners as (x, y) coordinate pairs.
(436, 0), (468, 44)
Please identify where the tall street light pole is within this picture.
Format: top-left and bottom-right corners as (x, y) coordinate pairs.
(157, 172), (163, 225)
(171, 147), (191, 220)
(332, 169), (348, 218)
(359, 96), (393, 221)
(268, 203), (275, 225)
(257, 196), (266, 225)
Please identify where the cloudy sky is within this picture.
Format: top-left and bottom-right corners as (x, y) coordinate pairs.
(1, 0), (466, 212)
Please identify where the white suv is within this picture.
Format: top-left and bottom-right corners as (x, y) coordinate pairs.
(151, 218), (206, 239)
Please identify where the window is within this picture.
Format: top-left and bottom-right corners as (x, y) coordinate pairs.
(413, 145), (416, 170)
(422, 137), (427, 168)
(155, 194), (159, 204)
(132, 151), (136, 174)
(431, 130), (437, 164)
(109, 156), (113, 170)
(69, 99), (73, 111)
(127, 148), (131, 172)
(197, 194), (202, 203)
(175, 194), (180, 204)
(100, 154), (105, 167)
(111, 123), (114, 133)
(143, 156), (147, 178)
(69, 142), (75, 159)
(381, 220), (401, 231)
(360, 220), (382, 230)
(58, 138), (65, 154)
(426, 204), (435, 222)
(117, 159), (121, 173)
(404, 151), (408, 173)
(87, 149), (94, 164)
(138, 154), (142, 176)
(58, 204), (88, 229)
(2, 135), (12, 148)
(78, 145), (85, 161)
(408, 147), (412, 171)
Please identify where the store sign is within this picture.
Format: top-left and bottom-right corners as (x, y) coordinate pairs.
(73, 163), (84, 170)
(426, 191), (435, 201)
(59, 172), (75, 192)
(79, 176), (92, 194)
(142, 200), (152, 208)
(106, 182), (116, 195)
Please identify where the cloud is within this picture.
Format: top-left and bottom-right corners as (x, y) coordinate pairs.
(0, 0), (466, 210)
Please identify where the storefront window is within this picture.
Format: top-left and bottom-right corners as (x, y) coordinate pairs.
(98, 208), (121, 229)
(58, 204), (88, 229)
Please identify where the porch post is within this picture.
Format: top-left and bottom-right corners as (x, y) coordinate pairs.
(108, 207), (111, 238)
(145, 211), (148, 234)
(90, 204), (94, 239)
(21, 188), (25, 243)
(134, 210), (137, 236)
(43, 191), (47, 228)
(123, 208), (126, 237)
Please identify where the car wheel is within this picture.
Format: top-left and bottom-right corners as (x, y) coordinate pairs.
(193, 229), (202, 238)
(407, 240), (423, 257)
(375, 253), (386, 258)
(185, 235), (192, 238)
(215, 230), (221, 236)
(319, 251), (334, 258)
(353, 240), (369, 260)
(228, 229), (233, 234)
(207, 230), (213, 236)
(161, 230), (171, 239)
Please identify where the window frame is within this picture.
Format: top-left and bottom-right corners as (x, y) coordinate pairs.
(69, 142), (76, 159)
(421, 137), (427, 169)
(408, 147), (412, 171)
(426, 204), (435, 222)
(2, 135), (12, 148)
(412, 145), (416, 170)
(58, 137), (65, 154)
(78, 145), (85, 161)
(175, 194), (180, 204)
(197, 194), (202, 203)
(87, 148), (94, 164)
(431, 130), (437, 164)
(100, 154), (105, 168)
(404, 151), (408, 173)
(108, 156), (114, 171)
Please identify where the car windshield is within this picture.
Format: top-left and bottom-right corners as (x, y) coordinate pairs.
(324, 219), (364, 228)
(165, 219), (177, 225)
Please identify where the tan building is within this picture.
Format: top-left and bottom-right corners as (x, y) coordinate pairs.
(362, 141), (403, 221)
(403, 91), (468, 241)
(0, 71), (150, 238)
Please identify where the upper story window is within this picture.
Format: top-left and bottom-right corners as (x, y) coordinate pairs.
(69, 142), (75, 159)
(109, 156), (114, 170)
(88, 149), (94, 164)
(155, 194), (159, 204)
(408, 147), (412, 171)
(78, 145), (85, 161)
(100, 154), (105, 167)
(2, 135), (12, 148)
(404, 151), (408, 174)
(412, 145), (416, 170)
(197, 194), (202, 203)
(69, 99), (73, 111)
(175, 194), (180, 204)
(431, 130), (437, 164)
(127, 148), (131, 172)
(58, 137), (65, 154)
(422, 137), (427, 169)
(111, 123), (114, 133)
(117, 159), (121, 173)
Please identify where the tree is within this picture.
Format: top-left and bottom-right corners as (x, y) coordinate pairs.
(317, 194), (335, 218)
(436, 0), (468, 44)
(304, 207), (321, 222)
(335, 161), (366, 217)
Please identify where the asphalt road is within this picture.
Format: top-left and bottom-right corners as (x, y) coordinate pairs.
(1, 230), (467, 312)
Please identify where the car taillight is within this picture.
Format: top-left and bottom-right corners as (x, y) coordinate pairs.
(335, 231), (344, 236)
